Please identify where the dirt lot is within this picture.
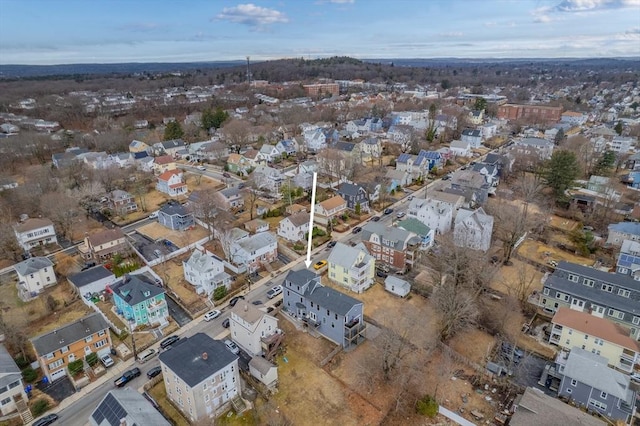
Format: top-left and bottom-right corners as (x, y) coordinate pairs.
(135, 222), (209, 246)
(152, 253), (209, 312)
(492, 259), (545, 295)
(518, 238), (595, 267)
(548, 215), (580, 233)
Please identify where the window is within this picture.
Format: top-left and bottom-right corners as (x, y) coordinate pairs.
(568, 274), (579, 283)
(601, 284), (613, 292)
(543, 288), (549, 295)
(98, 330), (106, 337)
(584, 335), (588, 340)
(0, 398), (10, 406)
(618, 289), (630, 298)
(633, 316), (640, 325)
(566, 388), (572, 394)
(205, 394), (210, 402)
(600, 391), (607, 399)
(60, 346), (69, 354)
(568, 329), (572, 335)
(48, 359), (63, 370)
(85, 335), (93, 343)
(583, 278), (594, 287)
(95, 339), (107, 348)
(570, 379), (577, 386)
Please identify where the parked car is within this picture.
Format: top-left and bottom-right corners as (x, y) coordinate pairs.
(222, 318), (230, 328)
(224, 339), (240, 355)
(408, 195), (414, 201)
(100, 354), (114, 368)
(266, 285), (283, 299)
(136, 348), (157, 364)
(630, 372), (640, 383)
(203, 310), (221, 321)
(383, 208), (393, 215)
(223, 172), (231, 178)
(442, 175), (451, 181)
(33, 414), (59, 426)
(327, 240), (337, 248)
(114, 367), (141, 387)
(396, 211), (406, 219)
(371, 216), (381, 222)
(197, 165), (206, 171)
(160, 335), (180, 349)
(352, 226), (362, 234)
(229, 295), (245, 307)
(148, 211), (158, 219)
(147, 366), (162, 379)
(252, 300), (263, 305)
(313, 260), (328, 270)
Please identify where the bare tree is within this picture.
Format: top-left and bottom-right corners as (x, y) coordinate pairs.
(431, 282), (479, 342)
(221, 119), (251, 153)
(40, 192), (81, 241)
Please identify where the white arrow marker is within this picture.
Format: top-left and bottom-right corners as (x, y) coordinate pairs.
(304, 172), (318, 269)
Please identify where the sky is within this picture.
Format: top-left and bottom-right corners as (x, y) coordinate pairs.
(0, 0), (639, 65)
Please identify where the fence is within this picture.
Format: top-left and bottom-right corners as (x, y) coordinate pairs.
(277, 242), (302, 263)
(82, 297), (123, 335)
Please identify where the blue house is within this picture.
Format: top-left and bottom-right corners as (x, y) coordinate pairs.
(417, 150), (443, 170)
(158, 200), (194, 231)
(111, 275), (168, 327)
(282, 270), (365, 349)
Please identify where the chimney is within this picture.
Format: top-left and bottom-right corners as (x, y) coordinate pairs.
(119, 419), (128, 426)
(202, 352), (208, 360)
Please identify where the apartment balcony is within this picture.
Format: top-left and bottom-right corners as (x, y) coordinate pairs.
(147, 300), (167, 313)
(549, 334), (561, 345)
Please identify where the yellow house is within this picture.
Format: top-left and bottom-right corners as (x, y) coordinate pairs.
(468, 109), (484, 125)
(129, 139), (150, 154)
(326, 242), (376, 294)
(549, 307), (640, 374)
(31, 313), (112, 382)
(152, 155), (177, 174)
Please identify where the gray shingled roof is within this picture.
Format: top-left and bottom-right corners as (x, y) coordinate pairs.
(110, 275), (164, 307)
(0, 344), (21, 389)
(563, 347), (631, 401)
(361, 222), (412, 249)
(90, 388), (170, 426)
(158, 333), (237, 387)
(160, 201), (190, 217)
(31, 312), (109, 355)
(284, 270), (362, 316)
(14, 256), (53, 276)
(511, 387), (605, 426)
(327, 242), (369, 270)
(68, 266), (114, 289)
(337, 182), (366, 198)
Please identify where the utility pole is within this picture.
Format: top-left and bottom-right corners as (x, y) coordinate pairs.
(246, 56), (251, 86)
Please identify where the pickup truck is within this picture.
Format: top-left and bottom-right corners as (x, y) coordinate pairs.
(114, 367), (141, 387)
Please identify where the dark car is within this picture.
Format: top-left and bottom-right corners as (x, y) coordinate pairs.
(160, 335), (179, 350)
(252, 300), (263, 305)
(442, 175), (451, 181)
(229, 295), (246, 307)
(114, 367), (141, 387)
(371, 216), (381, 222)
(33, 414), (59, 426)
(147, 366), (162, 379)
(376, 270), (388, 278)
(222, 318), (230, 328)
(352, 226), (362, 234)
(383, 208), (393, 215)
(327, 240), (337, 248)
(223, 172), (231, 178)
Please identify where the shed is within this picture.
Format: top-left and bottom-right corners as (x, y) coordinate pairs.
(249, 356), (278, 389)
(384, 276), (411, 298)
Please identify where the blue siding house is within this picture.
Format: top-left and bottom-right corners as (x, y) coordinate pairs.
(111, 275), (168, 327)
(158, 200), (194, 231)
(282, 270), (365, 349)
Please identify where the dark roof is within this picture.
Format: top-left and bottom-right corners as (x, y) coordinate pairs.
(91, 388), (170, 426)
(160, 139), (185, 149)
(31, 312), (109, 355)
(14, 256), (53, 276)
(159, 201), (190, 217)
(133, 151), (148, 159)
(335, 141), (356, 152)
(462, 129), (482, 137)
(337, 182), (366, 198)
(110, 275), (164, 307)
(158, 333), (238, 387)
(68, 266), (114, 288)
(284, 270), (362, 316)
(396, 153), (412, 164)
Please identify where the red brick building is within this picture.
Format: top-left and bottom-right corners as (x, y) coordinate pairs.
(303, 83), (339, 98)
(360, 223), (419, 272)
(497, 104), (562, 123)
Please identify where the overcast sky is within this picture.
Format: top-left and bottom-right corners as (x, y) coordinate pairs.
(0, 0), (639, 65)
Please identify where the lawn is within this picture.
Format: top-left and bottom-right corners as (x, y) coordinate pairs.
(148, 380), (191, 426)
(518, 238), (594, 267)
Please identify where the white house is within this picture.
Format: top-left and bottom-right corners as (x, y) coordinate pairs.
(230, 302), (280, 357)
(275, 139), (298, 156)
(183, 246), (232, 297)
(609, 136), (636, 154)
(13, 217), (58, 251)
(461, 129), (483, 148)
(156, 170), (187, 197)
(259, 144), (280, 163)
(384, 275), (411, 298)
(68, 266), (118, 300)
(512, 137), (555, 161)
(453, 207), (494, 252)
(14, 256), (57, 300)
(277, 211), (310, 242)
(303, 128), (327, 152)
(249, 357), (278, 390)
(481, 123), (497, 140)
(327, 242), (376, 294)
(252, 165), (284, 195)
(449, 139), (472, 157)
(230, 232), (278, 272)
(0, 344), (28, 417)
(314, 195), (347, 226)
(407, 198), (453, 235)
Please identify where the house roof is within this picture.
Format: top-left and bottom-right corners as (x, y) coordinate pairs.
(31, 312), (109, 355)
(397, 218), (431, 236)
(0, 343), (20, 376)
(158, 169), (181, 181)
(231, 301), (271, 325)
(159, 201), (190, 217)
(184, 247), (224, 274)
(249, 356), (275, 375)
(91, 388), (171, 426)
(455, 207), (494, 229)
(327, 242), (371, 270)
(451, 170), (486, 189)
(160, 139), (185, 149)
(384, 275), (411, 291)
(68, 266), (114, 289)
(518, 137), (553, 148)
(361, 222), (413, 249)
(154, 155), (174, 165)
(14, 256), (53, 276)
(552, 307), (640, 352)
(14, 217), (54, 233)
(243, 149), (260, 160)
(245, 218), (268, 231)
(396, 153), (413, 164)
(429, 190), (465, 206)
(608, 221), (640, 236)
(462, 129), (482, 137)
(563, 347), (631, 400)
(450, 139), (470, 149)
(87, 228), (125, 247)
(286, 211), (310, 227)
(510, 387), (605, 426)
(159, 333), (238, 387)
(259, 144), (277, 154)
(337, 182), (366, 198)
(110, 275), (164, 307)
(318, 195), (346, 211)
(285, 269), (362, 316)
(335, 141), (356, 152)
(236, 232), (276, 253)
(227, 153), (243, 164)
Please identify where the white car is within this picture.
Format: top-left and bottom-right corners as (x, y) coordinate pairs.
(148, 211), (158, 219)
(631, 372), (640, 383)
(100, 354), (114, 368)
(224, 339), (240, 355)
(197, 165), (206, 171)
(396, 211), (406, 219)
(203, 310), (221, 321)
(266, 285), (283, 299)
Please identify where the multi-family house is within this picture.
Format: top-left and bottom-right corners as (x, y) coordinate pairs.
(511, 137), (555, 161)
(481, 123), (497, 140)
(128, 140), (150, 154)
(107, 190), (137, 216)
(397, 218), (435, 249)
(68, 266), (117, 300)
(230, 232), (278, 273)
(468, 110), (484, 126)
(453, 207), (494, 252)
(395, 153), (428, 179)
(450, 170), (492, 206)
(314, 195), (347, 227)
(616, 239), (640, 278)
(226, 153), (249, 174)
(152, 155), (177, 174)
(111, 275), (168, 327)
(156, 170), (187, 197)
(484, 152), (513, 176)
(361, 223), (420, 273)
(327, 242), (375, 293)
(152, 139), (186, 157)
(213, 187), (245, 211)
(13, 217), (58, 251)
(79, 228), (128, 261)
(0, 344), (28, 417)
(258, 144), (280, 163)
(407, 198), (453, 235)
(535, 261), (640, 341)
(183, 247), (232, 297)
(607, 222), (640, 247)
(90, 388), (171, 426)
(14, 256), (56, 300)
(609, 136), (636, 154)
(625, 152), (640, 171)
(336, 182), (369, 213)
(158, 200), (195, 231)
(282, 270), (365, 349)
(561, 111), (588, 126)
(277, 211), (310, 242)
(158, 333), (240, 422)
(229, 302), (280, 357)
(449, 140), (472, 157)
(275, 139), (298, 157)
(385, 169), (412, 189)
(252, 165), (284, 195)
(555, 347), (636, 424)
(31, 312), (112, 382)
(360, 137), (382, 161)
(549, 307), (640, 373)
(461, 129), (483, 148)
(303, 128), (327, 152)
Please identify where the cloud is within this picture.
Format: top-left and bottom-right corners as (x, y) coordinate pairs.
(439, 32), (464, 38)
(554, 0), (639, 12)
(118, 22), (167, 33)
(615, 26), (640, 40)
(215, 3), (288, 29)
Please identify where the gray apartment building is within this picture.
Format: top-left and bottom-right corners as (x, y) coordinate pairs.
(535, 261), (640, 341)
(282, 269), (365, 349)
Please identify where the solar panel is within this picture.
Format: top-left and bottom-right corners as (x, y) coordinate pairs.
(92, 392), (128, 426)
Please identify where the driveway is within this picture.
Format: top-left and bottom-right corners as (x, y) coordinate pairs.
(512, 352), (547, 389)
(36, 376), (76, 402)
(166, 295), (192, 327)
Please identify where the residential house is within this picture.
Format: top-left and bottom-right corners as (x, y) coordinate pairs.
(450, 170), (492, 206)
(252, 165), (284, 195)
(549, 307), (640, 373)
(189, 140), (229, 162)
(107, 152), (135, 168)
(275, 139), (298, 157)
(609, 136), (636, 154)
(616, 239), (640, 278)
(418, 150), (444, 171)
(152, 155), (176, 174)
(626, 152), (640, 171)
(407, 198), (453, 235)
(105, 190), (138, 217)
(297, 160), (318, 174)
(361, 223), (421, 273)
(158, 333), (240, 422)
(607, 222), (640, 247)
(509, 387), (606, 426)
(249, 357), (278, 390)
(79, 228), (127, 261)
(556, 348), (635, 424)
(327, 242), (375, 293)
(0, 177), (18, 191)
(385, 169), (412, 189)
(157, 170), (187, 197)
(183, 246), (232, 297)
(90, 388), (171, 426)
(397, 218), (435, 249)
(244, 219), (269, 234)
(158, 200), (195, 231)
(336, 182), (369, 213)
(360, 181), (382, 203)
(384, 276), (411, 298)
(226, 153), (249, 175)
(470, 162), (500, 187)
(111, 274), (168, 327)
(314, 195), (347, 227)
(285, 204), (307, 215)
(386, 124), (412, 149)
(31, 313), (112, 382)
(588, 176), (611, 193)
(468, 110), (484, 126)
(136, 156), (154, 172)
(282, 270), (366, 349)
(152, 139), (186, 157)
(14, 256), (57, 300)
(51, 148), (87, 169)
(277, 212), (310, 242)
(453, 208), (494, 252)
(229, 302), (280, 357)
(303, 128), (327, 152)
(360, 137), (382, 161)
(230, 232), (278, 273)
(242, 149), (263, 168)
(561, 111), (588, 126)
(511, 137), (555, 161)
(259, 144), (280, 163)
(0, 344), (28, 417)
(213, 187), (245, 211)
(449, 140), (472, 157)
(68, 266), (117, 299)
(535, 261), (640, 341)
(395, 153), (429, 179)
(461, 129), (483, 148)
(481, 123), (498, 140)
(13, 218), (57, 252)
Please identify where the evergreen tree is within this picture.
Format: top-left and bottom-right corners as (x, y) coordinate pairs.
(164, 121), (184, 141)
(554, 128), (565, 145)
(474, 97), (487, 112)
(211, 107), (229, 129)
(615, 121), (623, 136)
(592, 150), (616, 176)
(542, 150), (580, 201)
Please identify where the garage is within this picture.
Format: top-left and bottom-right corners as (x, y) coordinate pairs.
(50, 368), (67, 382)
